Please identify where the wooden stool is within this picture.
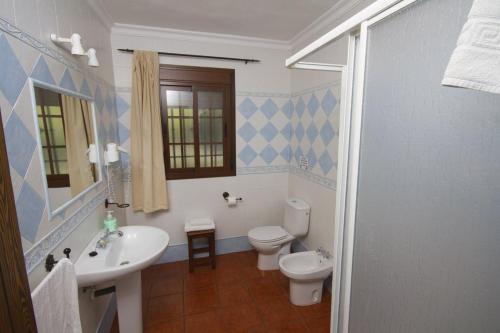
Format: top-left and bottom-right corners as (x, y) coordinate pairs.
(187, 229), (216, 272)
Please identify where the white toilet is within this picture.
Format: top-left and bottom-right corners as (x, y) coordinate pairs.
(248, 198), (310, 270)
(279, 250), (333, 306)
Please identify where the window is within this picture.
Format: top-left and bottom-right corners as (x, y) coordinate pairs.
(159, 65), (236, 179)
(35, 87), (70, 188)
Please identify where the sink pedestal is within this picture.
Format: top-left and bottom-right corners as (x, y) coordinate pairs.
(116, 271), (143, 333)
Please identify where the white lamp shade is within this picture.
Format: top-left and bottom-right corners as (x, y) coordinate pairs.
(70, 33), (84, 55)
(87, 48), (99, 67)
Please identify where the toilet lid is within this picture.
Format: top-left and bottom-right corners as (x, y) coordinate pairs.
(248, 226), (288, 243)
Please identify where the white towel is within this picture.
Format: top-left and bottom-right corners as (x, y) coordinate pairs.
(185, 218), (215, 232)
(442, 0), (500, 94)
(31, 258), (82, 333)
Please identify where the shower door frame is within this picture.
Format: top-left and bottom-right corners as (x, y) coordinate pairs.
(286, 1), (422, 332)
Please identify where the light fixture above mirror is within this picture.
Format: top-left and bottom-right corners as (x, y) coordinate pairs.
(50, 33), (100, 67)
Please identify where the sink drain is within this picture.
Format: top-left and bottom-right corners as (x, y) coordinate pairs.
(119, 261), (130, 266)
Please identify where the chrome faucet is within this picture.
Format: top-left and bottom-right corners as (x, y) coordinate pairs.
(316, 247), (332, 259)
(96, 229), (123, 249)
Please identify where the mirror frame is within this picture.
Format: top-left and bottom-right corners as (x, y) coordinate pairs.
(28, 78), (103, 221)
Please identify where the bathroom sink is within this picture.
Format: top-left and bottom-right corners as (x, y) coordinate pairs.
(75, 225), (169, 287)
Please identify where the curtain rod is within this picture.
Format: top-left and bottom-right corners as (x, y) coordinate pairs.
(117, 48), (260, 64)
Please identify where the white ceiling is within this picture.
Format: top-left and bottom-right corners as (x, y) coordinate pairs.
(101, 0), (340, 41)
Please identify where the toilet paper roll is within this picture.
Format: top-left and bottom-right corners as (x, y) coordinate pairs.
(227, 196), (238, 206)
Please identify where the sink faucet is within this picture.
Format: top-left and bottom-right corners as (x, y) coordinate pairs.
(96, 229), (123, 249)
(316, 247), (332, 259)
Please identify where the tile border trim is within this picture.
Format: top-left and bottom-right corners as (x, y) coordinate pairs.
(289, 165), (336, 190)
(24, 189), (107, 273)
(0, 18), (113, 88)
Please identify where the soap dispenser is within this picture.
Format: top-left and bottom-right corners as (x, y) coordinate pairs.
(104, 210), (117, 232)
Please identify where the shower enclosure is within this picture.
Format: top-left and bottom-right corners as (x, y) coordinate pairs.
(288, 0), (500, 332)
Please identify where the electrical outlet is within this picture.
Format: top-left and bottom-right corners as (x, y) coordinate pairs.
(299, 156), (309, 170)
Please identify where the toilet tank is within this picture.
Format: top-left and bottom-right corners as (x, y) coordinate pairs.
(283, 198), (310, 237)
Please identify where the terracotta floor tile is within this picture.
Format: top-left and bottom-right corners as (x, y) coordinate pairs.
(217, 283), (252, 307)
(217, 304), (262, 332)
(185, 310), (225, 333)
(266, 319), (309, 333)
(184, 266), (216, 291)
(215, 267), (243, 286)
(247, 276), (287, 303)
(184, 286), (217, 315)
(257, 297), (301, 325)
(150, 275), (183, 297)
(144, 319), (184, 333)
(304, 314), (331, 333)
(143, 261), (184, 281)
(146, 293), (183, 326)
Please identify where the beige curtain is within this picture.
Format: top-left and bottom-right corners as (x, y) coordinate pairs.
(61, 96), (94, 196)
(131, 50), (169, 213)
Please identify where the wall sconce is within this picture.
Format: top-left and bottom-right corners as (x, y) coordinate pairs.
(85, 48), (99, 67)
(86, 144), (98, 163)
(104, 143), (128, 165)
(50, 33), (85, 55)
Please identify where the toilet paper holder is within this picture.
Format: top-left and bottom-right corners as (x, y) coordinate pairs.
(222, 192), (242, 201)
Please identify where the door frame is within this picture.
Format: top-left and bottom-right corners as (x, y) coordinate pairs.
(0, 112), (38, 332)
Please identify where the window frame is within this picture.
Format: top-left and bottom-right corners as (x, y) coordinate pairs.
(36, 89), (70, 188)
(159, 64), (236, 180)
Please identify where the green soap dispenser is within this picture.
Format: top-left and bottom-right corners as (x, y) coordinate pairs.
(104, 210), (118, 232)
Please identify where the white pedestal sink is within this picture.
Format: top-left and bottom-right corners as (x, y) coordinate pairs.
(75, 226), (169, 333)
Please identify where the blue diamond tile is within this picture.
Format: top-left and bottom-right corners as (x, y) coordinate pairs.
(307, 94), (319, 117)
(31, 56), (55, 85)
(319, 151), (334, 175)
(239, 98), (258, 119)
(306, 123), (319, 143)
(260, 145), (278, 164)
(306, 149), (317, 168)
(260, 98), (278, 119)
(260, 122), (278, 142)
(238, 145), (257, 165)
(238, 122), (257, 143)
(59, 69), (77, 92)
(4, 113), (36, 178)
(282, 100), (294, 119)
(322, 89), (337, 115)
(121, 153), (130, 170)
(105, 92), (114, 111)
(280, 145), (291, 162)
(320, 121), (335, 145)
(16, 182), (45, 242)
(116, 95), (130, 117)
(280, 123), (292, 141)
(0, 34), (27, 106)
(118, 122), (129, 144)
(296, 97), (305, 118)
(94, 86), (103, 112)
(80, 79), (91, 97)
(294, 146), (303, 164)
(295, 123), (305, 142)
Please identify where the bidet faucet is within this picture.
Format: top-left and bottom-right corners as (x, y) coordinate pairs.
(316, 247), (332, 259)
(96, 229), (123, 249)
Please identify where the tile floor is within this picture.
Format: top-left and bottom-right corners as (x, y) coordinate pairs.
(110, 250), (331, 332)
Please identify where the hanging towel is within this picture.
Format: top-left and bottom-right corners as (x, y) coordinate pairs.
(442, 0), (500, 94)
(31, 258), (82, 333)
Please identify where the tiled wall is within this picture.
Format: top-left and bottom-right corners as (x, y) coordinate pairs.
(116, 86), (340, 189)
(289, 81), (341, 190)
(0, 17), (121, 273)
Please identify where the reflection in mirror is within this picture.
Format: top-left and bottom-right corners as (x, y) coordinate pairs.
(32, 83), (100, 217)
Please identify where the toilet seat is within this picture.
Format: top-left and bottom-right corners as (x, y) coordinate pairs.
(248, 226), (289, 243)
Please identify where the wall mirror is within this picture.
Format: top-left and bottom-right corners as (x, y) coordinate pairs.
(30, 79), (101, 220)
